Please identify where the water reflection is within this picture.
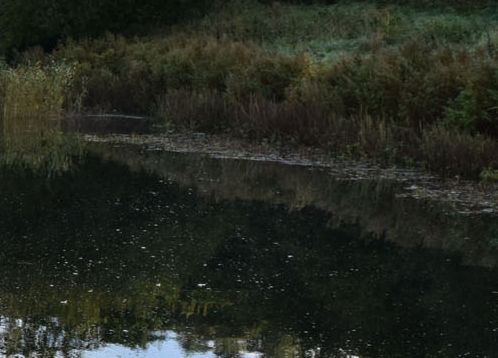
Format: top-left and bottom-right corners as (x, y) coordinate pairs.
(88, 142), (498, 266)
(0, 152), (497, 357)
(81, 331), (263, 358)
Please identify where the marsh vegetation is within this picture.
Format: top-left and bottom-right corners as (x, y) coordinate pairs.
(1, 0), (498, 177)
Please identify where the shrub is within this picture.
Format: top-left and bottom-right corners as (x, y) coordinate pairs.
(157, 89), (229, 132)
(421, 125), (498, 178)
(225, 51), (311, 102)
(317, 40), (498, 132)
(51, 34), (311, 114)
(443, 88), (480, 133)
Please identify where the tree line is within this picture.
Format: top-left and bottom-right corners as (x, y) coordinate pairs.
(0, 0), (211, 58)
(1, 0), (493, 59)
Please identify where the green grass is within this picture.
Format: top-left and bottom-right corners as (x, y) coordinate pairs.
(3, 0), (498, 178)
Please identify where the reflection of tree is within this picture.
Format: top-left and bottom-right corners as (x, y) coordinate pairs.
(0, 154), (497, 358)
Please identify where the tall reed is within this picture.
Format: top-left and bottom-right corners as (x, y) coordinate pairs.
(0, 64), (82, 173)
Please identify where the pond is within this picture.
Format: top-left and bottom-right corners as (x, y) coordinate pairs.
(1, 142), (498, 358)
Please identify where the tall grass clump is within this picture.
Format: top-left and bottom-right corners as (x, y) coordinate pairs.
(421, 125), (498, 177)
(0, 64), (82, 173)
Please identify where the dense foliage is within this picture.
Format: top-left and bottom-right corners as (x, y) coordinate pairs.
(0, 0), (494, 57)
(0, 0), (211, 57)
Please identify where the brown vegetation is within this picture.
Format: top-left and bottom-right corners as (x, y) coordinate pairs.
(2, 1), (498, 178)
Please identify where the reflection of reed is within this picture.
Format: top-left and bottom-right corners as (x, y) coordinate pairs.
(1, 65), (82, 173)
(181, 298), (234, 318)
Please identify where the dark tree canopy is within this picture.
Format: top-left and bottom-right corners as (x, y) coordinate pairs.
(0, 0), (493, 58)
(0, 0), (211, 57)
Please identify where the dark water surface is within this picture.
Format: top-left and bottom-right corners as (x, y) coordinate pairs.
(1, 146), (498, 358)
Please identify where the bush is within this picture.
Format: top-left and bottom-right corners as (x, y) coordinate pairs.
(157, 89), (229, 132)
(50, 34), (311, 114)
(421, 126), (498, 178)
(443, 88), (480, 133)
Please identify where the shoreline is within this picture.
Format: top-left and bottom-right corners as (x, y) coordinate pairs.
(82, 131), (498, 217)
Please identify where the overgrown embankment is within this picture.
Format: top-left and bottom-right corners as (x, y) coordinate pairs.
(1, 0), (498, 178)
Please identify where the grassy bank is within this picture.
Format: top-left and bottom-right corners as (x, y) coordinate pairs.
(2, 0), (498, 178)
